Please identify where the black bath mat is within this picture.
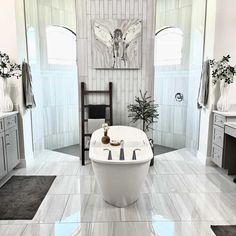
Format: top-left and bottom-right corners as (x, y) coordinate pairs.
(0, 175), (56, 220)
(211, 225), (236, 236)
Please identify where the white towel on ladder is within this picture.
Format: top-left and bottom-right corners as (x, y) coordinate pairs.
(87, 119), (105, 134)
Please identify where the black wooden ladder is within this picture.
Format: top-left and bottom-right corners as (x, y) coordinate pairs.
(80, 82), (113, 166)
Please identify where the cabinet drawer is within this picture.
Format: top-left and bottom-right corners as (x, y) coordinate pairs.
(0, 119), (3, 132)
(213, 125), (224, 148)
(211, 144), (223, 167)
(4, 115), (17, 130)
(214, 114), (226, 128)
(5, 126), (20, 171)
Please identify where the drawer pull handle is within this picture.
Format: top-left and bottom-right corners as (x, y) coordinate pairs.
(6, 143), (10, 146)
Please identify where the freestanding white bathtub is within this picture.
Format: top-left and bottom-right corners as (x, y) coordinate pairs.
(89, 126), (153, 208)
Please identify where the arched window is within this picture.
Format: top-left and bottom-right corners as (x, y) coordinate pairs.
(154, 27), (183, 66)
(46, 26), (76, 65)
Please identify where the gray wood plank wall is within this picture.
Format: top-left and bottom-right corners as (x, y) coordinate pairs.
(76, 0), (156, 128)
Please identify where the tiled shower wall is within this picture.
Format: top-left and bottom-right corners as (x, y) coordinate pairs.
(76, 0), (156, 131)
(153, 0), (192, 149)
(186, 0), (206, 154)
(25, 0), (79, 151)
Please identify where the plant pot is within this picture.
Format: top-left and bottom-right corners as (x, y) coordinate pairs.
(0, 79), (13, 112)
(217, 81), (230, 112)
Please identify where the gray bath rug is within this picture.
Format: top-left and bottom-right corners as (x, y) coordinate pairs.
(0, 175), (56, 220)
(211, 225), (236, 236)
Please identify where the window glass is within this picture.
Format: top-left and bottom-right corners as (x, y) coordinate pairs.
(155, 28), (183, 66)
(46, 26), (76, 65)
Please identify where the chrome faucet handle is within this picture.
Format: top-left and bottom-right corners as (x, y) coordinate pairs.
(132, 148), (141, 160)
(103, 149), (112, 160)
(120, 140), (124, 148)
(119, 140), (125, 160)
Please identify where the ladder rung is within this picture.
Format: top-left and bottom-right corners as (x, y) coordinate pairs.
(84, 105), (111, 108)
(85, 90), (110, 94)
(84, 119), (110, 122)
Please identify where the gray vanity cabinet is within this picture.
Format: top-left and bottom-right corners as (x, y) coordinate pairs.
(211, 111), (236, 167)
(0, 113), (20, 180)
(0, 131), (7, 179)
(5, 126), (19, 171)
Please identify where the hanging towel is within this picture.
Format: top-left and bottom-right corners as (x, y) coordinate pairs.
(87, 119), (105, 134)
(197, 60), (210, 109)
(88, 104), (106, 118)
(22, 62), (36, 109)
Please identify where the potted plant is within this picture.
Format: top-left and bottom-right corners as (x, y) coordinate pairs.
(127, 91), (159, 166)
(0, 51), (21, 112)
(210, 55), (236, 111)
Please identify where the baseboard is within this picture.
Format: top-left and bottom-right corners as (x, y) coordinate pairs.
(197, 151), (213, 166)
(15, 159), (27, 168)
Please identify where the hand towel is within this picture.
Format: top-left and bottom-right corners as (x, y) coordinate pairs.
(197, 60), (210, 109)
(88, 105), (106, 118)
(22, 62), (36, 109)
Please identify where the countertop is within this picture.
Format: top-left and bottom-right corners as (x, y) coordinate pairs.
(225, 122), (236, 129)
(0, 111), (19, 119)
(213, 110), (236, 117)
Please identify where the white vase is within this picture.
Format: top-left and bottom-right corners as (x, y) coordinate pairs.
(217, 81), (230, 112)
(0, 79), (13, 112)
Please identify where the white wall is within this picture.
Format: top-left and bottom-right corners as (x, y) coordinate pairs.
(0, 0), (33, 162)
(76, 0), (156, 136)
(198, 0), (236, 163)
(0, 0), (18, 59)
(214, 0), (236, 63)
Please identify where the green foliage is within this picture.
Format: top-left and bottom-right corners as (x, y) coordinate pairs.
(127, 91), (159, 132)
(0, 51), (21, 79)
(210, 55), (236, 85)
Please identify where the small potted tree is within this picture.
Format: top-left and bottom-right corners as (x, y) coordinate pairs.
(127, 91), (159, 166)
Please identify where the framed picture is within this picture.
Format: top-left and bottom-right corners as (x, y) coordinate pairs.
(93, 19), (142, 69)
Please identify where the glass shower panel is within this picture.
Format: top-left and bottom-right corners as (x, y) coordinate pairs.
(154, 0), (206, 153)
(25, 0), (79, 152)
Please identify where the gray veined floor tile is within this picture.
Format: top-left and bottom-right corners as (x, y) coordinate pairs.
(48, 176), (81, 195)
(205, 173), (236, 193)
(22, 223), (81, 236)
(182, 174), (221, 193)
(121, 193), (181, 222)
(142, 175), (190, 193)
(78, 164), (94, 176)
(48, 176), (100, 195)
(37, 162), (80, 176)
(151, 221), (216, 236)
(33, 194), (69, 223)
(185, 161), (219, 174)
(185, 192), (236, 222)
(0, 224), (27, 236)
(167, 160), (195, 174)
(154, 160), (176, 174)
(169, 193), (201, 221)
(61, 194), (121, 223)
(22, 222), (157, 236)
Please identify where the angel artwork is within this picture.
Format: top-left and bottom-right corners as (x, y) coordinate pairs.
(93, 19), (142, 69)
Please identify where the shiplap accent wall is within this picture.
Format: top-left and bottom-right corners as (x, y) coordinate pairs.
(76, 0), (156, 128)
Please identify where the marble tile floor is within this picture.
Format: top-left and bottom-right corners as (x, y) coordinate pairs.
(0, 149), (236, 235)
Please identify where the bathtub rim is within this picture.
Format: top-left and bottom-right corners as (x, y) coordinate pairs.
(90, 157), (152, 165)
(89, 125), (153, 164)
